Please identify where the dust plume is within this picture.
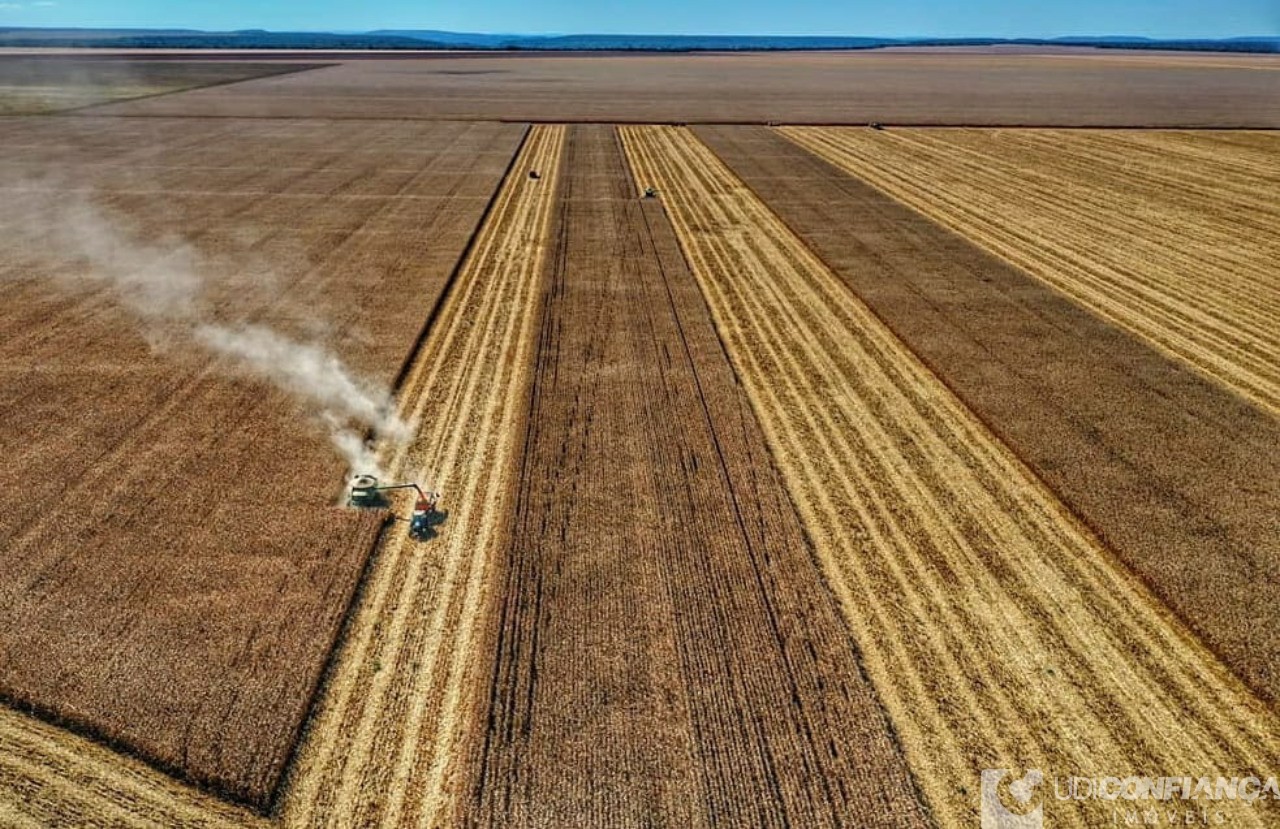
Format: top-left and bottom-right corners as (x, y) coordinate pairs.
(0, 179), (410, 477)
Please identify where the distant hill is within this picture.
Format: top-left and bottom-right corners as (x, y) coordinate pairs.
(0, 27), (1275, 54)
(370, 31), (895, 50)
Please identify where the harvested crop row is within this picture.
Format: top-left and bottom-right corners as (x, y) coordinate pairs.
(0, 711), (258, 829)
(781, 127), (1280, 414)
(620, 125), (1280, 828)
(275, 124), (564, 829)
(696, 124), (1280, 708)
(0, 118), (522, 808)
(464, 125), (928, 828)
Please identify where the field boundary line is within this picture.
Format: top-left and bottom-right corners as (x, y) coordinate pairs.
(52, 62), (339, 116)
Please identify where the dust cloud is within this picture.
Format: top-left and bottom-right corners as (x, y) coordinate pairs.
(0, 179), (410, 477)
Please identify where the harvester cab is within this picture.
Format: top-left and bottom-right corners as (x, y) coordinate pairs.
(348, 475), (440, 540)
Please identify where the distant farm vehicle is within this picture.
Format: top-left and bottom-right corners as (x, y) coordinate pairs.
(529, 170), (541, 180)
(348, 475), (441, 540)
(643, 186), (658, 199)
(869, 122), (885, 130)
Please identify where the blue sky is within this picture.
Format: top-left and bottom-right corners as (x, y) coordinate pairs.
(0, 0), (1275, 38)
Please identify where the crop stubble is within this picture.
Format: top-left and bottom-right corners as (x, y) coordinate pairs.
(781, 127), (1280, 415)
(697, 125), (1280, 708)
(274, 124), (563, 829)
(463, 125), (927, 828)
(0, 118), (525, 817)
(621, 125), (1280, 828)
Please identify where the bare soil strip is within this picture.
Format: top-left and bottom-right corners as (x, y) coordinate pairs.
(698, 124), (1280, 706)
(274, 124), (563, 828)
(621, 125), (1280, 829)
(462, 125), (928, 829)
(0, 119), (530, 822)
(780, 127), (1280, 414)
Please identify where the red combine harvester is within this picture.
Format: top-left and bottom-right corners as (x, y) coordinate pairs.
(348, 475), (440, 539)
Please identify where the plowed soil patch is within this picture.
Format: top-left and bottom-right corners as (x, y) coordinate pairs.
(86, 51), (1280, 127)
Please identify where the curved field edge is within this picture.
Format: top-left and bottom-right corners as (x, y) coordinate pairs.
(620, 125), (1280, 829)
(779, 127), (1280, 416)
(0, 125), (561, 827)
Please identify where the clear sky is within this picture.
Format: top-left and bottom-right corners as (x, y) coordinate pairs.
(0, 0), (1275, 39)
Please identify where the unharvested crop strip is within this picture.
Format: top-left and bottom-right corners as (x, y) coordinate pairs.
(780, 127), (1280, 414)
(620, 125), (1280, 829)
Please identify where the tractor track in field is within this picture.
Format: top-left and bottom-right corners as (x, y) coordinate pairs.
(461, 124), (928, 829)
(621, 125), (1280, 828)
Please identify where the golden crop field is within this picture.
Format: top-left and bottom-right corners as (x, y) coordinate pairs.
(781, 127), (1280, 414)
(620, 124), (1280, 828)
(1, 52), (1277, 829)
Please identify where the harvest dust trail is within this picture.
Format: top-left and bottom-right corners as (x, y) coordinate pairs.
(621, 126), (1280, 829)
(782, 127), (1280, 413)
(0, 125), (561, 827)
(278, 124), (563, 828)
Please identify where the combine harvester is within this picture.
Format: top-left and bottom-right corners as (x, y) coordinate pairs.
(348, 474), (440, 539)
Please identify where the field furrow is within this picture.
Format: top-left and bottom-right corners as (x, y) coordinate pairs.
(781, 127), (1280, 413)
(276, 123), (562, 829)
(621, 125), (1280, 828)
(463, 125), (928, 829)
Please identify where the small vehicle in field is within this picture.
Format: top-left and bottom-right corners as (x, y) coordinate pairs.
(348, 475), (441, 540)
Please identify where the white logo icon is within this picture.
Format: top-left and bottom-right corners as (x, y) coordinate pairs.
(981, 768), (1045, 829)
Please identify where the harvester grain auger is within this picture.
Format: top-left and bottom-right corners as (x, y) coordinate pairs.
(348, 474), (441, 540)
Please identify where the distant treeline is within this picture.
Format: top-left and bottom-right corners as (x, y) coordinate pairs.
(0, 28), (1276, 54)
